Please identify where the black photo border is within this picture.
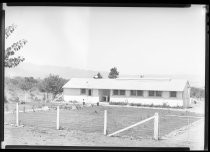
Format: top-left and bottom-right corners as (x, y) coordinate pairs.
(0, 1), (209, 151)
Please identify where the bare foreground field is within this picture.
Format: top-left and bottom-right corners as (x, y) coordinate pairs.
(3, 103), (205, 150)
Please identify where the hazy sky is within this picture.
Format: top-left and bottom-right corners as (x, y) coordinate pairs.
(4, 4), (206, 77)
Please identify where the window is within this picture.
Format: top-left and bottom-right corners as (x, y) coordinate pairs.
(130, 90), (136, 96)
(81, 89), (86, 95)
(155, 91), (162, 97)
(170, 91), (177, 97)
(137, 90), (143, 96)
(113, 90), (125, 96)
(120, 90), (125, 95)
(149, 91), (155, 97)
(113, 90), (119, 95)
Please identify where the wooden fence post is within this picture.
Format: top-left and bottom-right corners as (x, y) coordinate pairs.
(57, 106), (60, 130)
(154, 113), (159, 140)
(104, 110), (107, 135)
(16, 102), (19, 126)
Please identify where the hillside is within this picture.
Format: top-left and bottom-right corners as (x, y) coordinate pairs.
(5, 62), (109, 79)
(5, 62), (205, 88)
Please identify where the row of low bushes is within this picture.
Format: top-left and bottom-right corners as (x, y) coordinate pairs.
(109, 102), (128, 106)
(109, 101), (183, 109)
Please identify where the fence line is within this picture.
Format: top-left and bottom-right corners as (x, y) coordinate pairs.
(16, 103), (19, 126)
(161, 115), (204, 119)
(107, 113), (157, 139)
(57, 106), (60, 130)
(104, 110), (107, 135)
(5, 107), (50, 114)
(154, 113), (159, 140)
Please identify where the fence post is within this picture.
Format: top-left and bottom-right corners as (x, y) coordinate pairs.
(154, 113), (159, 140)
(104, 110), (107, 135)
(16, 102), (19, 126)
(56, 106), (60, 130)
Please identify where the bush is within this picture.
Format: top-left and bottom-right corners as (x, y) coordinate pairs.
(70, 100), (78, 104)
(14, 97), (20, 103)
(128, 102), (183, 109)
(109, 102), (127, 106)
(129, 103), (142, 107)
(162, 103), (169, 108)
(20, 101), (25, 104)
(149, 103), (154, 107)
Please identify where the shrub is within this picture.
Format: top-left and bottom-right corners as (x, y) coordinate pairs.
(20, 100), (25, 104)
(109, 102), (127, 106)
(129, 103), (142, 107)
(37, 104), (43, 108)
(14, 97), (20, 103)
(71, 100), (78, 104)
(162, 103), (169, 108)
(149, 103), (154, 107)
(109, 101), (183, 109)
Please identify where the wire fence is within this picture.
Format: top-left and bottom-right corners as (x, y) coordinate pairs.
(4, 103), (204, 140)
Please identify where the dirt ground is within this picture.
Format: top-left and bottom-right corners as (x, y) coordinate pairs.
(2, 118), (204, 150)
(2, 101), (205, 150)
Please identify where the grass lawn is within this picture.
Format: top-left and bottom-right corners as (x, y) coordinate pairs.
(4, 105), (202, 139)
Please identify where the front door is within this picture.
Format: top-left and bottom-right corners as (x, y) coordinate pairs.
(99, 89), (110, 102)
(88, 89), (92, 96)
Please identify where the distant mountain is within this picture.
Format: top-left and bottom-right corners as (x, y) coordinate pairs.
(120, 74), (205, 89)
(5, 62), (205, 88)
(5, 62), (109, 79)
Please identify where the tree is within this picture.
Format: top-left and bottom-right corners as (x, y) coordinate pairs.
(40, 74), (68, 100)
(93, 72), (103, 79)
(19, 77), (37, 91)
(97, 72), (103, 79)
(108, 67), (119, 79)
(190, 87), (205, 99)
(5, 24), (27, 68)
(18, 77), (38, 102)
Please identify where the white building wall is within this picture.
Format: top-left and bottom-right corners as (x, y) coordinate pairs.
(143, 90), (148, 97)
(177, 91), (183, 99)
(110, 90), (184, 107)
(63, 88), (99, 104)
(92, 89), (99, 96)
(64, 88), (184, 107)
(162, 91), (169, 98)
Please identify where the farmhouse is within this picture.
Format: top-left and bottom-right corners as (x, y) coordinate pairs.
(62, 78), (191, 108)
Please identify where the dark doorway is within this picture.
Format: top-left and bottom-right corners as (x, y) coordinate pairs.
(88, 89), (92, 96)
(99, 89), (110, 102)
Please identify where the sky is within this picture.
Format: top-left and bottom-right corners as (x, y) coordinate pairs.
(4, 4), (206, 79)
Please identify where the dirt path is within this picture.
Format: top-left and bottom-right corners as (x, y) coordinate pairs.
(160, 118), (204, 150)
